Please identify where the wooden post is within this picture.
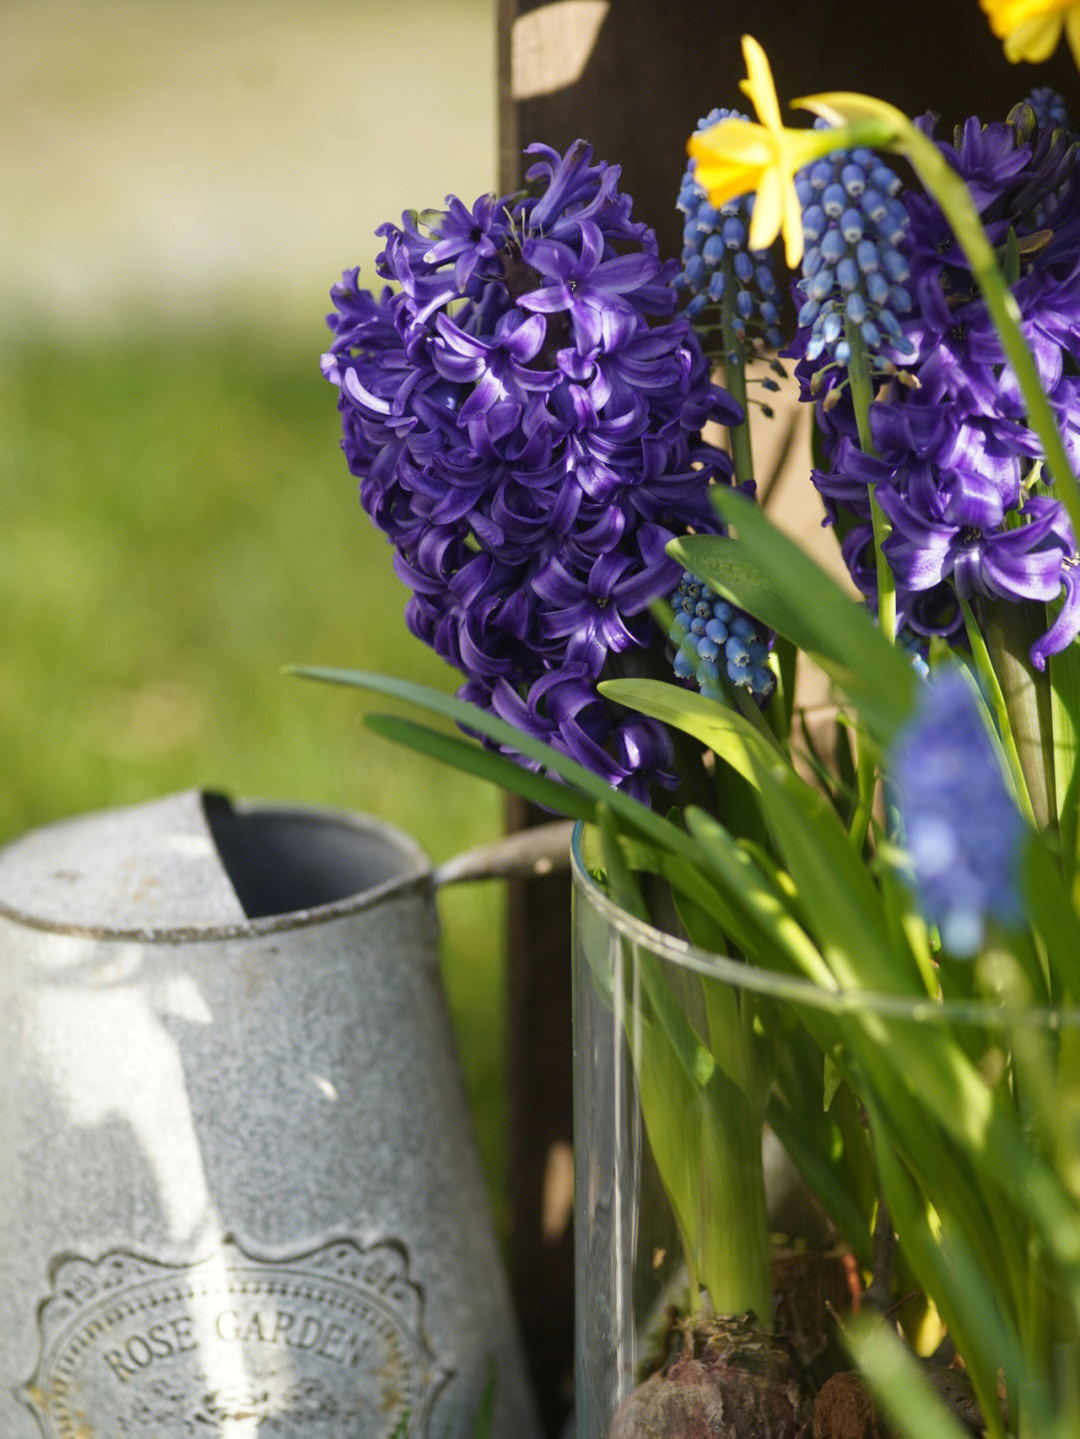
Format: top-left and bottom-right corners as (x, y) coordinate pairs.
(503, 0), (1075, 267)
(498, 5), (1076, 1431)
(504, 793), (575, 1439)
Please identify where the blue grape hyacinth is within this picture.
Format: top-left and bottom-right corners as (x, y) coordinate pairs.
(668, 572), (775, 703)
(793, 102), (1080, 672)
(794, 137), (914, 367)
(890, 668), (1026, 956)
(676, 109), (784, 348)
(1024, 86), (1070, 132)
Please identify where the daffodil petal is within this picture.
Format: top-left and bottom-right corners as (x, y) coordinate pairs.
(738, 34), (783, 132)
(692, 161), (764, 210)
(1004, 13), (1066, 58)
(748, 166), (784, 256)
(690, 119), (773, 164)
(1067, 4), (1080, 63)
(982, 0), (1072, 34)
(779, 174), (805, 269)
(688, 119), (775, 209)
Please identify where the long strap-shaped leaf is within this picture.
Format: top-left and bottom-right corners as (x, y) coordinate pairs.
(365, 714), (596, 823)
(292, 666), (681, 853)
(601, 675), (926, 998)
(670, 488), (917, 747)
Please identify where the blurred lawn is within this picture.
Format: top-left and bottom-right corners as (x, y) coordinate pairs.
(2, 0), (509, 1222)
(0, 325), (510, 1217)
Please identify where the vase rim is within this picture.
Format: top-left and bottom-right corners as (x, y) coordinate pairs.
(570, 821), (1080, 1032)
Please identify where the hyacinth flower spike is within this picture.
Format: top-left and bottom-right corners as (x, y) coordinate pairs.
(780, 87), (1080, 551)
(980, 0), (1080, 65)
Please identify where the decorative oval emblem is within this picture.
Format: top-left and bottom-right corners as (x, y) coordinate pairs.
(19, 1236), (449, 1437)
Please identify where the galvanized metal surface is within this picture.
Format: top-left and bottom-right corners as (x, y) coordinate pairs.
(0, 791), (540, 1438)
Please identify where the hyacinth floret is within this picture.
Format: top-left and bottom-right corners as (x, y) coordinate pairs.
(668, 572), (776, 702)
(890, 668), (1025, 956)
(676, 109), (784, 349)
(792, 101), (1080, 671)
(324, 140), (744, 800)
(793, 134), (914, 368)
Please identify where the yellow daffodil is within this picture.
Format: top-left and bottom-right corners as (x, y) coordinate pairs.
(980, 0), (1080, 65)
(688, 36), (829, 267)
(688, 38), (899, 268)
(791, 91), (909, 134)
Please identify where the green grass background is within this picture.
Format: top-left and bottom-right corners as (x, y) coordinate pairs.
(2, 0), (510, 1219)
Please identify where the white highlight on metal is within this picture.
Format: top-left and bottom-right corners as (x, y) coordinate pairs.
(25, 958), (256, 1417)
(312, 1072), (340, 1102)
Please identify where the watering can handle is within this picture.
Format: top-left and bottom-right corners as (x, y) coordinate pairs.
(433, 819), (574, 887)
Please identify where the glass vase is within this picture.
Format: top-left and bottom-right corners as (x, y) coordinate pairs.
(570, 824), (1080, 1439)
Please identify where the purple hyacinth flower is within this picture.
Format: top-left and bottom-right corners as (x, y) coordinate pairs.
(890, 668), (1026, 956)
(324, 140), (743, 798)
(518, 221), (674, 356)
(421, 192), (511, 293)
(792, 101), (1080, 670)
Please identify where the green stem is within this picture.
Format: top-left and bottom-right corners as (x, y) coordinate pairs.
(804, 110), (1080, 553)
(981, 595), (1057, 834)
(845, 320), (896, 647)
(959, 595), (1039, 828)
(892, 121), (1080, 537)
(721, 258), (755, 492)
(842, 323), (891, 850)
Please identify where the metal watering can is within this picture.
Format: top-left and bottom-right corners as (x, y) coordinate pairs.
(0, 790), (565, 1438)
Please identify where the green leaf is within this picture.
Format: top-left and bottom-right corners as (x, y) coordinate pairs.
(469, 1363), (497, 1439)
(364, 714), (595, 823)
(765, 1092), (872, 1265)
(682, 807), (837, 991)
(959, 596), (1037, 825)
(696, 718), (927, 997)
(291, 666), (682, 857)
(634, 829), (824, 992)
(773, 633), (798, 739)
(598, 677), (784, 784)
(823, 1053), (843, 1110)
(670, 490), (917, 745)
(292, 665), (595, 783)
(1023, 831), (1080, 1004)
(595, 808), (773, 1317)
(1002, 225), (1022, 289)
(850, 1317), (994, 1439)
(596, 806), (715, 1091)
(981, 596), (1057, 831)
(1050, 636), (1080, 890)
(858, 1090), (1028, 1439)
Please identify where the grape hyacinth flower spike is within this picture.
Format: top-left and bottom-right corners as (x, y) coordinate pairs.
(790, 99), (1080, 671)
(668, 572), (776, 704)
(890, 668), (1026, 956)
(677, 109), (784, 349)
(794, 138), (914, 368)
